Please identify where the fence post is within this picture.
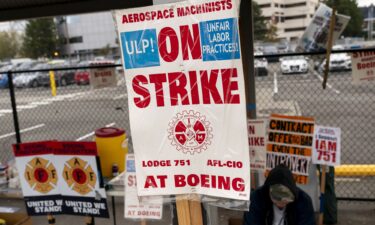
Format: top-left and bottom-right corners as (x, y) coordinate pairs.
(7, 71), (21, 144)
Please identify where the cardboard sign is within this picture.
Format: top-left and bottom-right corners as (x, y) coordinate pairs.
(115, 0), (250, 200)
(312, 126), (341, 166)
(266, 114), (315, 184)
(248, 119), (266, 171)
(13, 141), (109, 218)
(13, 141), (63, 216)
(351, 51), (375, 84)
(296, 3), (350, 52)
(124, 154), (163, 219)
(55, 142), (109, 218)
(90, 67), (117, 89)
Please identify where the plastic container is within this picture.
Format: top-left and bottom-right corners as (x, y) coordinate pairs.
(94, 127), (128, 177)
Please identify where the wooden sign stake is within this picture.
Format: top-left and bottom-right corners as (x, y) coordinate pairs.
(47, 214), (55, 225)
(322, 6), (337, 89)
(141, 219), (147, 225)
(176, 194), (204, 225)
(319, 165), (327, 225)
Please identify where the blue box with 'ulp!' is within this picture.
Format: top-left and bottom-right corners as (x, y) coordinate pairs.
(120, 29), (160, 69)
(200, 18), (240, 61)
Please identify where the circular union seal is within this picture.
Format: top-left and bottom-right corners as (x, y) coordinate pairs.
(24, 157), (57, 194)
(63, 157), (97, 195)
(168, 110), (212, 155)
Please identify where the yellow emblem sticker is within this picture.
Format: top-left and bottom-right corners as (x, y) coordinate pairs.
(63, 157), (97, 195)
(24, 157), (58, 194)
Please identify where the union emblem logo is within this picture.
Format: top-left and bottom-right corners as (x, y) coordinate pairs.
(168, 110), (212, 154)
(24, 157), (57, 194)
(63, 157), (97, 195)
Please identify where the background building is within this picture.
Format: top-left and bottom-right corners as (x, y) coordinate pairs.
(361, 4), (375, 40)
(57, 12), (119, 61)
(254, 0), (319, 42)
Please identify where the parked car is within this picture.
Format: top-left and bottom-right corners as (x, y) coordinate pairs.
(280, 56), (309, 74)
(38, 62), (78, 86)
(318, 53), (352, 72)
(0, 74), (8, 88)
(0, 64), (18, 88)
(13, 63), (50, 88)
(263, 45), (280, 62)
(254, 51), (268, 76)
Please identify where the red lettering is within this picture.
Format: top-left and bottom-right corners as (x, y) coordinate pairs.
(174, 175), (186, 187)
(328, 141), (336, 151)
(168, 72), (189, 106)
(188, 71), (200, 104)
(218, 176), (230, 190)
(144, 176), (157, 188)
(200, 70), (223, 104)
(149, 74), (167, 107)
(180, 24), (202, 60)
(157, 175), (167, 188)
(232, 178), (245, 191)
(132, 75), (150, 108)
(222, 68), (240, 104)
(158, 27), (179, 62)
(187, 174), (200, 186)
(201, 174), (210, 187)
(122, 15), (128, 24)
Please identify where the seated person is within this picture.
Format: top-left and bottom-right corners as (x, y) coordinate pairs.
(243, 164), (315, 225)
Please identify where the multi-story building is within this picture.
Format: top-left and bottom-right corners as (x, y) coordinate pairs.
(254, 0), (320, 41)
(56, 12), (119, 60)
(361, 4), (375, 40)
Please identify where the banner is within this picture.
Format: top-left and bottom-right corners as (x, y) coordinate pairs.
(351, 51), (375, 84)
(312, 126), (341, 166)
(13, 141), (109, 218)
(248, 119), (266, 171)
(266, 114), (315, 184)
(124, 154), (163, 219)
(296, 3), (350, 52)
(13, 141), (63, 216)
(115, 0), (250, 200)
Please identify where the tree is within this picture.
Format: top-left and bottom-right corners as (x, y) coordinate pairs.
(0, 31), (20, 60)
(325, 0), (364, 37)
(22, 18), (58, 58)
(265, 23), (278, 42)
(253, 1), (267, 41)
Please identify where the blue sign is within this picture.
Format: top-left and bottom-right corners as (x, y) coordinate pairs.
(120, 29), (160, 69)
(200, 18), (240, 61)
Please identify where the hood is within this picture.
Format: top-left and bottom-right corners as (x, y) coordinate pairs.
(282, 59), (307, 66)
(263, 164), (298, 199)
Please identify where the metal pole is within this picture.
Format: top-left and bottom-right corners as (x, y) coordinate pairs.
(7, 71), (21, 144)
(240, 0), (257, 190)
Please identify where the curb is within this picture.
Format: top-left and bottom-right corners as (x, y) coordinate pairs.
(335, 165), (375, 176)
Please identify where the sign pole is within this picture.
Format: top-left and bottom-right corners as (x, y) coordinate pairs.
(322, 6), (337, 89)
(188, 194), (204, 225)
(47, 214), (55, 225)
(319, 165), (327, 225)
(176, 195), (192, 225)
(141, 219), (146, 225)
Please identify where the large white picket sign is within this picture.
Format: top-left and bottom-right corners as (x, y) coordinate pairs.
(115, 0), (250, 200)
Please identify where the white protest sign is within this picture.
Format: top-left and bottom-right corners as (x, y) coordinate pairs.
(312, 126), (341, 166)
(351, 51), (375, 84)
(115, 0), (250, 200)
(124, 154), (163, 219)
(54, 142), (109, 218)
(13, 141), (63, 216)
(90, 67), (117, 89)
(248, 119), (266, 171)
(296, 3), (350, 52)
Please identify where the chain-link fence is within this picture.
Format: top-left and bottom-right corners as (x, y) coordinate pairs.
(256, 50), (375, 201)
(1, 49), (375, 202)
